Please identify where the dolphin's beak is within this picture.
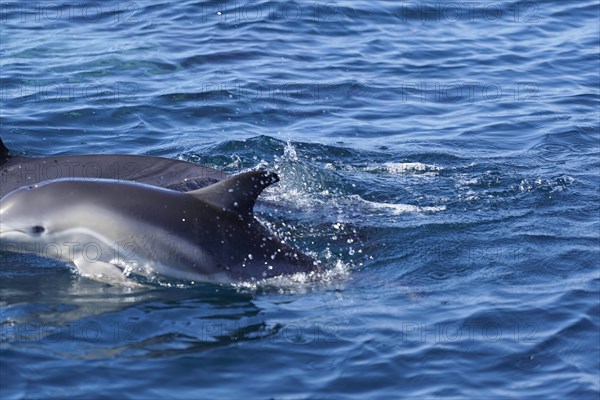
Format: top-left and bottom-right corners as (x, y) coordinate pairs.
(0, 225), (11, 236)
(0, 228), (30, 239)
(0, 223), (25, 236)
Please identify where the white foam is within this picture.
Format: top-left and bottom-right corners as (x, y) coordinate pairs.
(382, 162), (443, 175)
(352, 195), (445, 215)
(335, 162), (443, 177)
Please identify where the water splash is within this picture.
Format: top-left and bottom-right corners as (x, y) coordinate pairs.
(232, 259), (350, 294)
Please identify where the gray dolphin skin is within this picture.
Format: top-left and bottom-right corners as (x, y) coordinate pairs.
(0, 170), (319, 285)
(0, 137), (228, 198)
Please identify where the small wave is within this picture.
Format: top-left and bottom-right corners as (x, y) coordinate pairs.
(262, 180), (445, 217)
(258, 140), (448, 222)
(354, 195), (446, 215)
(325, 161), (443, 176)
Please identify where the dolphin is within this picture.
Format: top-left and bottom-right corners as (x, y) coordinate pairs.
(0, 170), (319, 285)
(0, 137), (228, 198)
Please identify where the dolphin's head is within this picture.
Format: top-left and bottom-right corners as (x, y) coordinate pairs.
(0, 183), (75, 252)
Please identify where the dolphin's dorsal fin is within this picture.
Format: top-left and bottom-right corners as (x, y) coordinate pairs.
(187, 170), (279, 216)
(0, 137), (9, 161)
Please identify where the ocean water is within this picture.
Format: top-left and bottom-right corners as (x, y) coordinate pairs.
(1, 0), (599, 398)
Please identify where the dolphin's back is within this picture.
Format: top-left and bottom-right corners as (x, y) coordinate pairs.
(0, 137), (228, 198)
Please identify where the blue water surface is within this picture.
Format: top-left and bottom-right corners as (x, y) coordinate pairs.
(1, 0), (599, 398)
